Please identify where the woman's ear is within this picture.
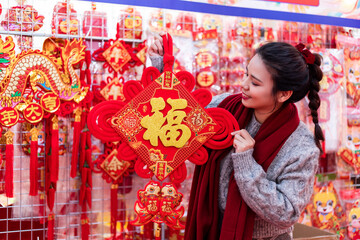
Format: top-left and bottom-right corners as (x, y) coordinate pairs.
(277, 90), (293, 103)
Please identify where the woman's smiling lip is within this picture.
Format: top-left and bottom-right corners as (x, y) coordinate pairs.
(242, 93), (250, 100)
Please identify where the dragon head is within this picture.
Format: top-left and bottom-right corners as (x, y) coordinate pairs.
(61, 38), (86, 65)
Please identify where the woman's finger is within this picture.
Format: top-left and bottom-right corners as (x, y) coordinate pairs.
(154, 40), (164, 56)
(238, 129), (255, 143)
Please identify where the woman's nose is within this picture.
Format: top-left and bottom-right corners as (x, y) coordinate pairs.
(240, 78), (249, 90)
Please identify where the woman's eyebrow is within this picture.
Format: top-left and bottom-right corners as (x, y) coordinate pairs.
(246, 66), (263, 83)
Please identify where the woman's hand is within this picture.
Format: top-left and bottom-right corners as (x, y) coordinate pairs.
(231, 129), (255, 153)
(149, 32), (166, 57)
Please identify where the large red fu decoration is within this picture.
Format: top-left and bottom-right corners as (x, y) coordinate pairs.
(88, 33), (239, 229)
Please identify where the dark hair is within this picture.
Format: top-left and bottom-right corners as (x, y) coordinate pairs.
(256, 42), (324, 151)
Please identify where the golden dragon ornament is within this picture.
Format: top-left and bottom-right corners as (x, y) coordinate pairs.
(0, 36), (87, 126)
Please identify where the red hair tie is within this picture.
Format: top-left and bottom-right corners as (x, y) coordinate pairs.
(295, 43), (315, 65)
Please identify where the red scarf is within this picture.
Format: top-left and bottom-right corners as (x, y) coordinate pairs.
(185, 94), (300, 240)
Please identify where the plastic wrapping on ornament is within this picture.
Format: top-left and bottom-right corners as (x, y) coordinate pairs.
(277, 22), (300, 44)
(1, 4), (44, 32)
(83, 9), (108, 37)
(202, 14), (223, 34)
(347, 200), (360, 240)
(174, 12), (197, 32)
(309, 180), (346, 239)
(303, 24), (326, 49)
(337, 114), (360, 176)
(16, 36), (33, 51)
(51, 1), (79, 35)
(220, 41), (246, 95)
(230, 18), (255, 58)
(298, 205), (313, 227)
(338, 184), (360, 239)
(335, 36), (360, 107)
(193, 29), (219, 93)
(169, 36), (193, 74)
(316, 49), (344, 152)
(149, 9), (172, 29)
(117, 7), (142, 40)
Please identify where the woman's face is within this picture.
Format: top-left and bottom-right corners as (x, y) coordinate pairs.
(240, 54), (278, 117)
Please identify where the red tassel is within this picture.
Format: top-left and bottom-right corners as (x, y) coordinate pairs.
(86, 186), (92, 209)
(80, 69), (86, 86)
(47, 186), (55, 211)
(81, 167), (88, 185)
(85, 69), (92, 86)
(81, 214), (90, 240)
(30, 127), (39, 196)
(85, 51), (92, 66)
(39, 193), (46, 224)
(87, 165), (92, 188)
(71, 108), (82, 178)
(5, 130), (14, 198)
(154, 223), (161, 240)
(111, 184), (118, 238)
(50, 116), (59, 182)
(79, 184), (86, 206)
(48, 213), (55, 240)
(79, 132), (87, 173)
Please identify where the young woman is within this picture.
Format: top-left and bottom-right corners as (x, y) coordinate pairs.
(149, 34), (323, 240)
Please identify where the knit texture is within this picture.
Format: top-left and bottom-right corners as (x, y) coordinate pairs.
(149, 55), (164, 73)
(212, 94), (319, 238)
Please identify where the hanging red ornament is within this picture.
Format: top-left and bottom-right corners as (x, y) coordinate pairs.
(102, 40), (132, 73)
(50, 116), (59, 183)
(195, 51), (217, 68)
(23, 102), (44, 123)
(29, 127), (39, 196)
(71, 108), (82, 178)
(81, 214), (90, 240)
(47, 213), (55, 240)
(1, 2), (44, 32)
(100, 77), (126, 101)
(40, 93), (61, 113)
(131, 181), (185, 229)
(0, 108), (19, 127)
(117, 7), (143, 40)
(196, 68), (217, 88)
(89, 33), (239, 236)
(4, 130), (14, 198)
(52, 1), (79, 35)
(82, 3), (108, 38)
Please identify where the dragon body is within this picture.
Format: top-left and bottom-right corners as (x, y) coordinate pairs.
(0, 36), (85, 108)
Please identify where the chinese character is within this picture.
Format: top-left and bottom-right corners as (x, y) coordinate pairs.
(42, 96), (58, 111)
(1, 110), (17, 125)
(191, 112), (204, 126)
(141, 97), (191, 148)
(25, 104), (41, 119)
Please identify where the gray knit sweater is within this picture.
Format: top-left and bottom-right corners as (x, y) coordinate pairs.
(150, 57), (319, 239)
(209, 93), (319, 239)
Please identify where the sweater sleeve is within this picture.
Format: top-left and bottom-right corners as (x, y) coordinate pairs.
(231, 135), (319, 229)
(149, 55), (164, 73)
(205, 92), (232, 109)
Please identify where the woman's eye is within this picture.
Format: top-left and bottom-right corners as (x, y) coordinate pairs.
(251, 82), (259, 86)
